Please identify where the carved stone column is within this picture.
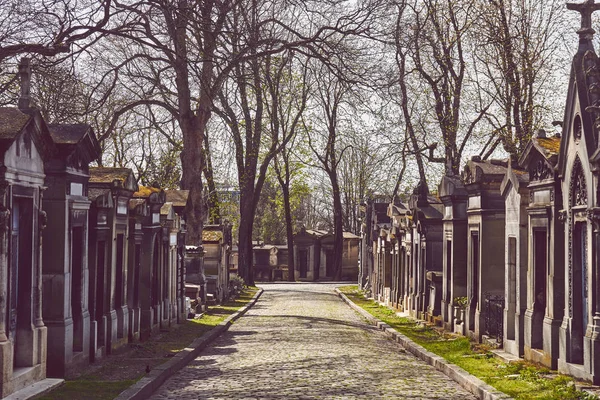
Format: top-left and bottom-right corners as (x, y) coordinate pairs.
(587, 208), (600, 335)
(0, 182), (10, 343)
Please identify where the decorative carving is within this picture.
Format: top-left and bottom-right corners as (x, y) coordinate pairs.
(558, 210), (567, 223)
(584, 226), (588, 300)
(39, 210), (47, 231)
(531, 159), (552, 181)
(0, 206), (10, 233)
(571, 158), (588, 206)
(550, 189), (555, 202)
(464, 167), (474, 184)
(568, 215), (573, 317)
(574, 115), (583, 142)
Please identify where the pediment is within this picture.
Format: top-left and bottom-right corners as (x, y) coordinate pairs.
(558, 46), (600, 177)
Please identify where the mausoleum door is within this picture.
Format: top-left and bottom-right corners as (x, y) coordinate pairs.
(10, 197), (33, 368)
(469, 232), (479, 331)
(71, 226), (84, 352)
(151, 237), (160, 313)
(446, 240), (452, 305)
(532, 230), (547, 349)
(298, 249), (307, 278)
(571, 222), (587, 364)
(8, 201), (19, 353)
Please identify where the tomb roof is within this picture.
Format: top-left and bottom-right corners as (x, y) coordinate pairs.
(160, 202), (174, 216)
(133, 185), (162, 198)
(89, 167), (133, 183)
(536, 137), (561, 156)
(0, 107), (30, 139)
(165, 189), (189, 207)
(47, 124), (90, 144)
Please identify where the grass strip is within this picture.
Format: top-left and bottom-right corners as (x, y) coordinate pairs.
(338, 285), (598, 400)
(36, 287), (259, 400)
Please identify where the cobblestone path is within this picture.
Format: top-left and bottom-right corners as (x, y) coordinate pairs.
(150, 283), (478, 399)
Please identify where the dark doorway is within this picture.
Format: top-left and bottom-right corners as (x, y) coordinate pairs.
(469, 232), (479, 331)
(532, 230), (547, 349)
(72, 226), (84, 352)
(571, 223), (587, 364)
(298, 249), (308, 279)
(10, 197), (34, 367)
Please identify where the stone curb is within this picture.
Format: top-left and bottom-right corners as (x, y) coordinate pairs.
(335, 289), (512, 400)
(115, 288), (264, 400)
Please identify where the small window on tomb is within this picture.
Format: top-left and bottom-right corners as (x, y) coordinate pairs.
(117, 198), (128, 215)
(574, 114), (583, 142)
(70, 182), (83, 196)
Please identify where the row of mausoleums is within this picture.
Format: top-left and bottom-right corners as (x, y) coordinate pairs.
(0, 63), (192, 397)
(362, 11), (600, 382)
(252, 229), (360, 282)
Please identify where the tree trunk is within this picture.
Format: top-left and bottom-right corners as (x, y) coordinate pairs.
(237, 184), (256, 285)
(281, 183), (296, 282)
(202, 133), (221, 224)
(330, 170), (344, 281)
(180, 115), (206, 246)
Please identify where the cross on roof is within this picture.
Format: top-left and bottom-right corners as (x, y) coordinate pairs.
(567, 0), (600, 37)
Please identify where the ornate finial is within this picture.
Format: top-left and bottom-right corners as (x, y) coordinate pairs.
(567, 0), (600, 40)
(17, 58), (31, 110)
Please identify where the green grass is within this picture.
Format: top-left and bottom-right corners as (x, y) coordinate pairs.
(338, 285), (598, 400)
(36, 287), (259, 400)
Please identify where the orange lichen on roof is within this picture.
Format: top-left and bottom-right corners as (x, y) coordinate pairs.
(537, 137), (561, 155)
(202, 230), (223, 242)
(134, 185), (162, 198)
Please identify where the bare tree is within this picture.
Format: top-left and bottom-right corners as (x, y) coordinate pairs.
(477, 0), (568, 157)
(304, 61), (355, 281)
(268, 54), (310, 281)
(85, 0), (376, 256)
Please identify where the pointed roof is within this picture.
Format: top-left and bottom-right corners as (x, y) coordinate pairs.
(519, 133), (562, 172)
(47, 123), (101, 167)
(558, 1), (600, 173)
(0, 107), (31, 139)
(501, 161), (529, 197)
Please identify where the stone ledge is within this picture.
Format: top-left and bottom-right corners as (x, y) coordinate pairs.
(115, 288), (264, 400)
(335, 288), (512, 400)
(4, 378), (64, 400)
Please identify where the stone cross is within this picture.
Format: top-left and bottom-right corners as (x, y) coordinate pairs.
(567, 0), (600, 39)
(18, 58), (31, 110)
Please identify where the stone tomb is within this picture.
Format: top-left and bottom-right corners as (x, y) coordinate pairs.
(555, 2), (600, 382)
(500, 160), (529, 357)
(293, 228), (324, 281)
(407, 181), (443, 320)
(87, 168), (138, 357)
(42, 124), (100, 377)
(320, 232), (359, 282)
(130, 186), (166, 339)
(463, 158), (507, 342)
(0, 105), (53, 396)
(160, 201), (186, 323)
(519, 132), (563, 367)
(387, 200), (410, 309)
(202, 224), (231, 302)
(438, 174), (468, 331)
